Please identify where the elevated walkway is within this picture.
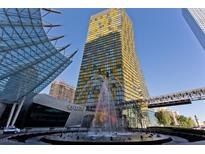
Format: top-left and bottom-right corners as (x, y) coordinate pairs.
(117, 87), (205, 108)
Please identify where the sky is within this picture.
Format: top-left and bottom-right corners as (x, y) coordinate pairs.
(42, 8), (205, 122)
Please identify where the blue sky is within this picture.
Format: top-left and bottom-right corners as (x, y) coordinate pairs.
(42, 8), (205, 122)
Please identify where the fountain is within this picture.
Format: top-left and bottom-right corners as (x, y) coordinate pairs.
(41, 75), (172, 144)
(89, 77), (118, 134)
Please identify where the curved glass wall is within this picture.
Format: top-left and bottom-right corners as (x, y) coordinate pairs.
(0, 8), (76, 104)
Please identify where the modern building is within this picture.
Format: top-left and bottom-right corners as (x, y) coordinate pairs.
(0, 94), (87, 128)
(49, 81), (75, 103)
(74, 9), (149, 128)
(182, 8), (205, 50)
(0, 8), (77, 128)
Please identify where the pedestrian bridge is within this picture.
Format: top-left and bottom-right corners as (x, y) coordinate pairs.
(118, 87), (205, 108)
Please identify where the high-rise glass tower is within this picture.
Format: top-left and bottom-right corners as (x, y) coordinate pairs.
(182, 8), (205, 50)
(75, 9), (149, 125)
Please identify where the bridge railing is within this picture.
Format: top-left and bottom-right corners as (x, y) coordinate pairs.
(148, 87), (205, 104)
(116, 87), (205, 108)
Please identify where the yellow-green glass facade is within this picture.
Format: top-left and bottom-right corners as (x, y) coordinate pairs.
(75, 9), (149, 107)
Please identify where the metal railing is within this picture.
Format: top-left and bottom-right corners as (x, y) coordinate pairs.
(117, 87), (205, 108)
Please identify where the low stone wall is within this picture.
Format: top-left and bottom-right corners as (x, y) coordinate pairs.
(146, 127), (205, 142)
(6, 128), (88, 143)
(41, 136), (172, 145)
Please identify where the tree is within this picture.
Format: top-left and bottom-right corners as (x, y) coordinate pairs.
(177, 115), (196, 128)
(177, 115), (187, 127)
(155, 110), (172, 126)
(186, 117), (196, 128)
(155, 110), (196, 128)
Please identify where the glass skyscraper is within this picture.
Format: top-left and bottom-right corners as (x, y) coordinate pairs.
(74, 9), (149, 127)
(182, 8), (205, 50)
